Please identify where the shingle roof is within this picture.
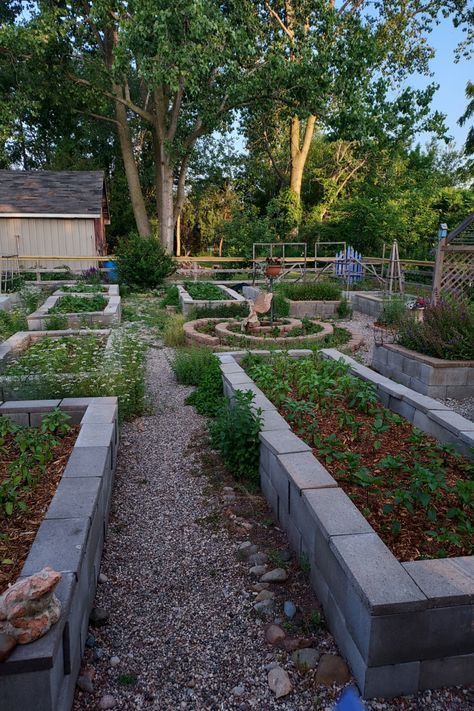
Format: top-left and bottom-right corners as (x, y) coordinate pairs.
(0, 170), (105, 216)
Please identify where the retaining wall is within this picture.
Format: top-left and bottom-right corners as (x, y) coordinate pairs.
(372, 343), (474, 400)
(347, 291), (384, 318)
(286, 298), (340, 318)
(217, 350), (474, 698)
(178, 284), (246, 316)
(27, 294), (121, 330)
(0, 397), (119, 711)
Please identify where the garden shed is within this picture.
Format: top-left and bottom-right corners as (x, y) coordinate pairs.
(0, 170), (110, 271)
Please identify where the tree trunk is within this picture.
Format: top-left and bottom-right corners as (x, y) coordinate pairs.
(154, 134), (175, 253)
(113, 84), (151, 237)
(290, 114), (316, 198)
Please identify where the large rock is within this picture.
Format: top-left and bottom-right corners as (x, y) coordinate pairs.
(268, 666), (292, 698)
(255, 590), (274, 602)
(315, 654), (350, 685)
(281, 637), (313, 652)
(260, 568), (288, 583)
(292, 648), (320, 672)
(265, 624), (286, 646)
(0, 567), (61, 644)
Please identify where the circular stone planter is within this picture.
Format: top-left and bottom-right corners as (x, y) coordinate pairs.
(215, 318), (333, 345)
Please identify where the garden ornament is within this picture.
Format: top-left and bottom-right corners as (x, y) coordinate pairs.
(241, 292), (273, 332)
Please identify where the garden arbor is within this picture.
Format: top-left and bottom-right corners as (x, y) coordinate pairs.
(432, 214), (474, 302)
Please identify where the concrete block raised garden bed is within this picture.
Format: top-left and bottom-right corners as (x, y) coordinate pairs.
(0, 329), (112, 400)
(53, 284), (119, 298)
(347, 291), (384, 318)
(0, 397), (118, 711)
(27, 293), (121, 330)
(178, 282), (246, 316)
(217, 349), (474, 698)
(286, 298), (341, 318)
(0, 293), (21, 313)
(372, 342), (474, 400)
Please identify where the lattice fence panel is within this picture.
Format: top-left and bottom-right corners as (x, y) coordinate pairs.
(440, 247), (474, 295)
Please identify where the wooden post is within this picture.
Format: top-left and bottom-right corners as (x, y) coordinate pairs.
(432, 237), (446, 305)
(176, 213), (181, 257)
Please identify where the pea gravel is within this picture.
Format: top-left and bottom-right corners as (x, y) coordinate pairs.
(73, 343), (473, 711)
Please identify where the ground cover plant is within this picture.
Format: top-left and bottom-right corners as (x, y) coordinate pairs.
(0, 310), (27, 343)
(377, 296), (408, 327)
(277, 281), (341, 301)
(0, 332), (145, 421)
(184, 281), (228, 301)
(243, 353), (474, 560)
(160, 285), (180, 307)
(397, 297), (474, 360)
(60, 284), (107, 293)
(0, 409), (77, 591)
(49, 294), (108, 313)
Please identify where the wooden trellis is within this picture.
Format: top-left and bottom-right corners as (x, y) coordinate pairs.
(432, 213), (474, 302)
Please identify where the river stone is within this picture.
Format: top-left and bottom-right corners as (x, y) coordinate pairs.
(292, 648), (320, 672)
(315, 654), (350, 684)
(284, 600), (297, 619)
(77, 675), (94, 693)
(0, 633), (16, 662)
(99, 695), (116, 709)
(252, 583), (270, 592)
(260, 568), (288, 583)
(255, 589), (275, 602)
(238, 542), (258, 558)
(250, 565), (267, 577)
(268, 666), (292, 698)
(254, 599), (274, 617)
(110, 655), (120, 667)
(265, 624), (286, 645)
(281, 637), (313, 652)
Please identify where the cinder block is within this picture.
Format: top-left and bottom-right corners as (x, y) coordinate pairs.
(392, 369), (411, 388)
(419, 654), (474, 689)
(409, 377), (437, 396)
(259, 429), (310, 456)
(329, 533), (427, 615)
(260, 409), (290, 432)
(286, 517), (302, 558)
(278, 451), (337, 491)
(219, 362), (246, 375)
(363, 661), (420, 699)
(428, 409), (474, 435)
(402, 357), (421, 379)
(0, 399), (61, 412)
(446, 384), (474, 399)
(260, 467), (278, 514)
(63, 446), (111, 478)
(1, 412), (29, 426)
(75, 423), (115, 448)
(21, 518), (90, 577)
(223, 372), (254, 386)
(81, 400), (118, 425)
(402, 557), (474, 606)
(303, 489), (374, 542)
(45, 477), (102, 521)
(401, 391), (449, 414)
(412, 409), (432, 432)
(387, 397), (415, 423)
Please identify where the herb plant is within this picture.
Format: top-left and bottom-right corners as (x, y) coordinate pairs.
(184, 281), (228, 301)
(50, 294), (107, 313)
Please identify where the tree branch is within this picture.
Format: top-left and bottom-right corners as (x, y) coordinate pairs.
(265, 1), (294, 39)
(167, 78), (184, 141)
(67, 74), (155, 124)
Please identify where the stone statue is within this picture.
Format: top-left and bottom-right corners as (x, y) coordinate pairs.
(242, 292), (273, 332)
(0, 567), (62, 645)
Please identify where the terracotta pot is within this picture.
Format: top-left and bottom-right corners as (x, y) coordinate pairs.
(265, 265), (282, 278)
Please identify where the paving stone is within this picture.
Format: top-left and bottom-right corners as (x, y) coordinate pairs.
(45, 477), (102, 520)
(402, 557), (474, 606)
(21, 518), (90, 577)
(63, 446), (111, 478)
(428, 409), (474, 434)
(76, 424), (115, 448)
(278, 451), (337, 491)
(0, 399), (61, 412)
(259, 429), (311, 456)
(303, 488), (374, 541)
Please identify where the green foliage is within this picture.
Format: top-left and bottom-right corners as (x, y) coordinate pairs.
(171, 347), (216, 386)
(0, 309), (27, 342)
(209, 390), (263, 483)
(397, 297), (474, 360)
(184, 281), (227, 301)
(160, 285), (180, 307)
(286, 316), (323, 338)
(163, 315), (186, 347)
(183, 353), (225, 416)
(278, 281), (341, 301)
(266, 188), (302, 238)
(18, 284), (44, 313)
(188, 302), (249, 319)
(336, 297), (352, 319)
(0, 410), (72, 516)
(50, 294), (107, 314)
(60, 283), (106, 293)
(378, 296), (407, 327)
(1, 332), (146, 421)
(45, 313), (68, 330)
(271, 291), (290, 318)
(116, 234), (175, 289)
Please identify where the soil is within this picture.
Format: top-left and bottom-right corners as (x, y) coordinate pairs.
(0, 427), (79, 592)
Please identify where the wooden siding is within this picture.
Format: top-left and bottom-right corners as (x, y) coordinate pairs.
(0, 217), (98, 271)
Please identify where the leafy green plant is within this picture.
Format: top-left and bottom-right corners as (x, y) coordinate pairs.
(60, 283), (105, 293)
(0, 310), (27, 342)
(184, 281), (227, 301)
(397, 297), (474, 360)
(277, 281), (341, 301)
(171, 347), (216, 385)
(116, 232), (176, 289)
(188, 302), (249, 319)
(163, 315), (186, 346)
(19, 284), (44, 313)
(50, 294), (107, 314)
(336, 297), (352, 319)
(209, 390), (263, 483)
(160, 285), (180, 307)
(45, 313), (68, 330)
(377, 296), (407, 327)
(185, 354), (224, 416)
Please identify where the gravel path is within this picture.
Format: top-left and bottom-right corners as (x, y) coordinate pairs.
(73, 340), (472, 711)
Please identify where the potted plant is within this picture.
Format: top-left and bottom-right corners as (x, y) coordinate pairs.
(265, 257), (282, 278)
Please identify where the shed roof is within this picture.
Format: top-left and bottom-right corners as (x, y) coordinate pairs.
(0, 170), (106, 217)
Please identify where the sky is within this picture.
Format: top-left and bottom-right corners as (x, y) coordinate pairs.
(405, 20), (471, 149)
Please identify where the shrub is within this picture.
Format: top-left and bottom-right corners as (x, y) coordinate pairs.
(163, 315), (186, 346)
(397, 297), (474, 360)
(116, 232), (176, 289)
(271, 291), (290, 317)
(336, 297), (352, 319)
(188, 302), (249, 319)
(378, 296), (407, 327)
(18, 284), (44, 313)
(278, 281), (341, 301)
(209, 390), (263, 483)
(160, 285), (180, 307)
(184, 281), (227, 301)
(172, 347), (216, 385)
(185, 354), (225, 416)
(79, 267), (104, 284)
(0, 309), (27, 342)
(45, 313), (68, 330)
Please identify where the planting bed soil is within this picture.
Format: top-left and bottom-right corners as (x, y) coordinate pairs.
(0, 414), (79, 592)
(244, 355), (473, 561)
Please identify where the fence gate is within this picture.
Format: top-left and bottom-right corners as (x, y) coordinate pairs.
(433, 214), (474, 302)
(335, 245), (363, 285)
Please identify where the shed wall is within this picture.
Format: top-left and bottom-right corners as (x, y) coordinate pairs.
(0, 217), (98, 271)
